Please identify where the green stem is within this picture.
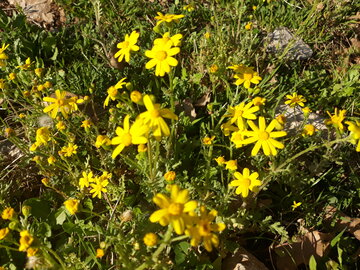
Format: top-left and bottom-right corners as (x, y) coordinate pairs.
(42, 246), (66, 269)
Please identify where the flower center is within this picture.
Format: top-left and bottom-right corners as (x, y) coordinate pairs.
(156, 51), (167, 61)
(259, 131), (269, 140)
(199, 222), (211, 236)
(150, 109), (160, 118)
(168, 203), (183, 216)
(243, 73), (253, 81)
(122, 41), (130, 48)
(241, 178), (251, 188)
(121, 133), (132, 146)
(108, 86), (118, 97)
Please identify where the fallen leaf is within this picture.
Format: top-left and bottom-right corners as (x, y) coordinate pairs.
(195, 91), (211, 107)
(222, 247), (269, 270)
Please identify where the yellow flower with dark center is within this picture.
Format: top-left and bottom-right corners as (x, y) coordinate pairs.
(346, 120), (360, 152)
(114, 31), (140, 63)
(229, 168), (262, 197)
(225, 102), (259, 131)
(0, 227), (10, 240)
(154, 32), (183, 47)
(210, 64), (219, 73)
(90, 172), (110, 199)
(143, 233), (158, 247)
(111, 115), (148, 159)
(1, 207), (14, 220)
(95, 135), (111, 148)
(19, 230), (34, 251)
(202, 136), (215, 145)
(302, 124), (317, 137)
(291, 201), (302, 210)
(154, 12), (185, 26)
(228, 65), (262, 89)
(43, 81), (52, 88)
(252, 96), (266, 106)
(149, 184), (197, 235)
(43, 90), (73, 119)
(164, 171), (176, 182)
(64, 199), (80, 215)
(60, 143), (78, 157)
(242, 117), (287, 156)
(96, 248), (105, 258)
(138, 95), (178, 140)
(185, 206), (226, 252)
(285, 93), (306, 108)
(214, 156), (226, 166)
(225, 160), (237, 171)
(325, 108), (346, 131)
(34, 68), (43, 77)
(245, 22), (252, 30)
(104, 78), (127, 107)
(145, 41), (180, 77)
(79, 171), (94, 189)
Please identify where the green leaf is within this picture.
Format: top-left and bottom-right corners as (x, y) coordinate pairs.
(309, 255), (317, 270)
(37, 222), (52, 237)
(83, 197), (93, 211)
(23, 198), (51, 220)
(330, 228), (346, 247)
(55, 208), (67, 225)
(337, 245), (343, 266)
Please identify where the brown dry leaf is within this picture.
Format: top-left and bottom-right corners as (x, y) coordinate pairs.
(273, 230), (333, 270)
(175, 98), (197, 120)
(7, 0), (65, 28)
(222, 247), (269, 270)
(195, 91), (211, 107)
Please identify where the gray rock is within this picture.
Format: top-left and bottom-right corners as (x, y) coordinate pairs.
(37, 114), (53, 127)
(266, 27), (313, 60)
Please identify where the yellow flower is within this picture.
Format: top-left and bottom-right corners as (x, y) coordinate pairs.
(8, 72), (16, 80)
(104, 77), (127, 107)
(19, 113), (26, 118)
(253, 5), (257, 10)
(230, 130), (246, 148)
(81, 119), (93, 129)
(291, 201), (302, 210)
(204, 32), (211, 39)
(111, 115), (148, 159)
(185, 206), (226, 252)
(95, 135), (111, 148)
(252, 96), (266, 106)
(154, 12), (185, 26)
(43, 90), (73, 119)
(154, 32), (183, 47)
(34, 68), (43, 77)
(302, 124), (317, 137)
(37, 84), (45, 91)
(245, 22), (252, 30)
(302, 107), (312, 117)
(346, 120), (360, 152)
(32, 156), (42, 164)
(275, 114), (286, 130)
(221, 121), (239, 136)
(202, 136), (215, 145)
(56, 121), (66, 131)
(225, 101), (259, 131)
(60, 143), (78, 157)
(138, 95), (178, 140)
(209, 64), (218, 73)
(41, 178), (50, 186)
(35, 127), (51, 146)
(149, 184), (198, 235)
(47, 155), (56, 165)
(285, 93), (306, 108)
(130, 90), (143, 104)
(114, 31), (140, 63)
(325, 108), (346, 131)
(1, 207), (14, 220)
(4, 127), (15, 137)
(19, 230), (34, 251)
(225, 160), (238, 171)
(79, 171), (94, 189)
(229, 168), (262, 197)
(43, 81), (52, 88)
(183, 4), (195, 12)
(145, 41), (180, 77)
(228, 64), (262, 89)
(0, 79), (5, 89)
(138, 144), (147, 152)
(16, 57), (33, 70)
(26, 247), (38, 257)
(164, 171), (176, 182)
(96, 248), (105, 258)
(0, 43), (9, 61)
(214, 156), (226, 166)
(143, 233), (158, 247)
(0, 227), (10, 240)
(90, 172), (110, 199)
(242, 117), (287, 156)
(64, 199), (80, 215)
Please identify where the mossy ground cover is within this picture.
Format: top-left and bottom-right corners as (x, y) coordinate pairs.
(0, 0), (359, 269)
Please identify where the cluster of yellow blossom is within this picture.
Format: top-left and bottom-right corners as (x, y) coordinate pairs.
(149, 185), (225, 252)
(228, 64), (262, 89)
(77, 171), (111, 199)
(0, 43), (9, 68)
(43, 90), (84, 119)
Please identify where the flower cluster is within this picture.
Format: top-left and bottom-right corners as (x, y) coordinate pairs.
(228, 64), (262, 89)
